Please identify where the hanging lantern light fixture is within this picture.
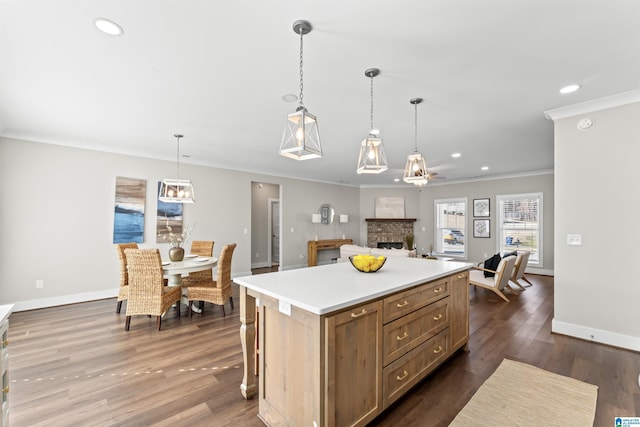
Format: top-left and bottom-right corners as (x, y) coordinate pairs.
(357, 68), (388, 174)
(279, 20), (322, 160)
(403, 98), (429, 186)
(158, 134), (196, 203)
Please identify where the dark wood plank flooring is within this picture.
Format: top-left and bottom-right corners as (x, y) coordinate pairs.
(7, 274), (639, 426)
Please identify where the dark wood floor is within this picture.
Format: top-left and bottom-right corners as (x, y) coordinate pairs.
(7, 274), (639, 426)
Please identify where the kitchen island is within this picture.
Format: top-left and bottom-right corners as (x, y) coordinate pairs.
(235, 256), (471, 427)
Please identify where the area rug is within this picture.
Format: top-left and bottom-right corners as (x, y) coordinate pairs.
(449, 359), (598, 426)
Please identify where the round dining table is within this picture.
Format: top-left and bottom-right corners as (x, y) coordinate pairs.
(162, 256), (218, 312)
(162, 256), (218, 286)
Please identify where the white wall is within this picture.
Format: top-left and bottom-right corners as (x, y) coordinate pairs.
(359, 175), (554, 272)
(549, 95), (640, 351)
(0, 138), (360, 309)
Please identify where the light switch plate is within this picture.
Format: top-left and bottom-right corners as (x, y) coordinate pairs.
(567, 234), (582, 245)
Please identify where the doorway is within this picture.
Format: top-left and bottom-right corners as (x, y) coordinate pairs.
(251, 182), (280, 272)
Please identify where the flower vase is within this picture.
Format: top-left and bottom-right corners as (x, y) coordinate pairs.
(169, 247), (185, 262)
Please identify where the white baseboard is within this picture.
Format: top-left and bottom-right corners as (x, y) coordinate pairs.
(13, 289), (118, 312)
(552, 319), (640, 352)
(525, 267), (553, 276)
(251, 261), (271, 269)
(12, 273), (255, 312)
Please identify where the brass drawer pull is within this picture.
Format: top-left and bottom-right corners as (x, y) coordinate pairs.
(433, 313), (443, 321)
(457, 274), (464, 279)
(433, 287), (443, 293)
(433, 345), (444, 354)
(1, 339), (8, 347)
(396, 370), (409, 381)
(351, 309), (368, 318)
(2, 386), (8, 394)
(396, 332), (409, 341)
(396, 300), (409, 308)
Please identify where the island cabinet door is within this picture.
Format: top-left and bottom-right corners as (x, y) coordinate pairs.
(325, 300), (383, 427)
(449, 270), (470, 352)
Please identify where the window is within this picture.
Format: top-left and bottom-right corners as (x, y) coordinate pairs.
(496, 193), (542, 267)
(434, 198), (466, 259)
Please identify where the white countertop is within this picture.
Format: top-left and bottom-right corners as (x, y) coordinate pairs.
(0, 304), (14, 323)
(234, 257), (471, 315)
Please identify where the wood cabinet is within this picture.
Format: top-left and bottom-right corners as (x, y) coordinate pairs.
(326, 301), (382, 427)
(308, 239), (353, 267)
(449, 270), (469, 352)
(1, 306), (12, 427)
(249, 270), (469, 427)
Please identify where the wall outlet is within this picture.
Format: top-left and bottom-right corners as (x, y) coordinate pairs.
(255, 252), (259, 258)
(36, 279), (44, 289)
(299, 253), (304, 259)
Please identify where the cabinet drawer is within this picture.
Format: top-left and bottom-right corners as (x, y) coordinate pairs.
(382, 328), (450, 408)
(383, 278), (449, 323)
(383, 298), (449, 366)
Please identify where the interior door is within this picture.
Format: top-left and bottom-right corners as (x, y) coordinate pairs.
(270, 200), (280, 265)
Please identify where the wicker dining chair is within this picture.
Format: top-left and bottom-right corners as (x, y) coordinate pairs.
(183, 243), (237, 317)
(123, 248), (182, 331)
(181, 240), (215, 285)
(115, 242), (139, 314)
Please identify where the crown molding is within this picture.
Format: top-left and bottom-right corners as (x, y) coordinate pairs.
(544, 90), (640, 121)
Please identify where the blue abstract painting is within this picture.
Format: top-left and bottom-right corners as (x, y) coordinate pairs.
(113, 177), (146, 243)
(156, 181), (183, 243)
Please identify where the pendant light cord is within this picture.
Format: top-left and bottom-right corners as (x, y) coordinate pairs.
(298, 28), (304, 108)
(414, 102), (419, 153)
(370, 75), (374, 132)
(175, 134), (182, 180)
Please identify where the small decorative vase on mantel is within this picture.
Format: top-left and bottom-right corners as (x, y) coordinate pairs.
(169, 247), (185, 262)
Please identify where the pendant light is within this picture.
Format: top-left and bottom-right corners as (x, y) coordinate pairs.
(403, 98), (429, 186)
(357, 68), (388, 174)
(158, 134), (196, 203)
(279, 20), (322, 160)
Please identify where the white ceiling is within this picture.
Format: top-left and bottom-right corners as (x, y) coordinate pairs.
(1, 1), (639, 186)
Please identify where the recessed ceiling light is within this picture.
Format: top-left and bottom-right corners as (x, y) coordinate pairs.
(481, 166), (489, 171)
(559, 84), (580, 94)
(451, 152), (461, 158)
(94, 18), (124, 36)
(282, 94), (298, 102)
(393, 178), (400, 182)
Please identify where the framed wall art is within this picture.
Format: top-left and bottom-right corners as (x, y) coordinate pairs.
(113, 177), (146, 243)
(473, 198), (490, 217)
(473, 219), (490, 238)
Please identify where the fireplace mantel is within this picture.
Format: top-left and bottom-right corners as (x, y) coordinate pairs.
(365, 218), (416, 222)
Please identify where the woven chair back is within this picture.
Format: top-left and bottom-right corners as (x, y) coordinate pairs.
(216, 243), (237, 290)
(188, 240), (215, 281)
(116, 242), (139, 287)
(124, 249), (165, 314)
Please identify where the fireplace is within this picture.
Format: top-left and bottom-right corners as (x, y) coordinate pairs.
(377, 242), (403, 249)
(365, 218), (416, 249)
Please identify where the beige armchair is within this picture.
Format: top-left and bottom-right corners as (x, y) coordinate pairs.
(510, 250), (531, 290)
(469, 255), (518, 302)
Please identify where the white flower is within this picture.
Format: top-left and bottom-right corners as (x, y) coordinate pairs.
(164, 216), (194, 248)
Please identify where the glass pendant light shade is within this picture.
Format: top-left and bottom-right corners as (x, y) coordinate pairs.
(403, 152), (428, 185)
(158, 134), (195, 203)
(357, 68), (387, 174)
(280, 106), (322, 160)
(357, 134), (388, 174)
(158, 179), (196, 203)
(402, 98), (429, 186)
(279, 20), (322, 160)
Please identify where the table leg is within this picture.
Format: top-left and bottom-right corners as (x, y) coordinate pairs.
(240, 286), (256, 399)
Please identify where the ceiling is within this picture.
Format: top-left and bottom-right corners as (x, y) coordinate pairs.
(1, 1), (639, 187)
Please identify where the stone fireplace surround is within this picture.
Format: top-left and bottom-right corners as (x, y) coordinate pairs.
(366, 218), (416, 249)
